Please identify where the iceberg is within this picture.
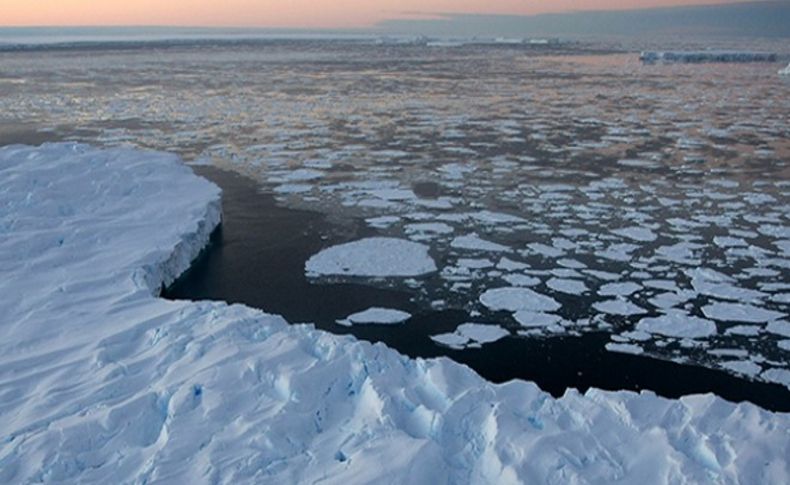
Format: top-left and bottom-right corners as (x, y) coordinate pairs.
(1, 144), (788, 484)
(640, 51), (778, 64)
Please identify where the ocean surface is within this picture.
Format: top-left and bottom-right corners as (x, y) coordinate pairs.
(1, 34), (788, 408)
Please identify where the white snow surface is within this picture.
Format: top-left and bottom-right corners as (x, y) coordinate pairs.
(306, 237), (437, 277)
(1, 144), (788, 484)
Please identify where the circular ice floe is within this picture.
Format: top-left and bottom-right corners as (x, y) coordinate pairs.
(636, 310), (717, 339)
(702, 302), (784, 323)
(431, 323), (509, 350)
(479, 287), (561, 313)
(306, 237), (437, 277)
(336, 308), (412, 326)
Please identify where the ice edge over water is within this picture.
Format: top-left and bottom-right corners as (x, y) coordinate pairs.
(1, 144), (788, 484)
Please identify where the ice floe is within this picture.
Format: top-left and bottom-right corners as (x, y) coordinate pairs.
(593, 298), (648, 316)
(636, 311), (718, 339)
(546, 277), (589, 295)
(599, 282), (642, 296)
(611, 226), (657, 242)
(306, 237), (437, 277)
(451, 234), (510, 252)
(702, 302), (785, 323)
(479, 287), (562, 313)
(430, 323), (509, 350)
(337, 308), (412, 326)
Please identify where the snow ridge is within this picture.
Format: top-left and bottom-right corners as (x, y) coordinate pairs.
(0, 144), (788, 484)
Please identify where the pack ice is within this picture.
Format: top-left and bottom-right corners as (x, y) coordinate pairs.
(1, 144), (788, 484)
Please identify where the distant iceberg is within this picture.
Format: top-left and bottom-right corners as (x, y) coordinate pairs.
(640, 51), (777, 64)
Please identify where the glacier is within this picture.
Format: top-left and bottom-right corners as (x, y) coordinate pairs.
(0, 143), (788, 484)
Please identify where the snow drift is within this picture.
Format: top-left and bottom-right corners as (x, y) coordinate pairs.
(0, 144), (788, 484)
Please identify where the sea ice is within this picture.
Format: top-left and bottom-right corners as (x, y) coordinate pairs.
(479, 287), (562, 312)
(337, 308), (412, 326)
(501, 274), (541, 287)
(721, 360), (762, 377)
(636, 310), (717, 339)
(593, 299), (648, 316)
(599, 282), (642, 296)
(513, 311), (562, 328)
(766, 321), (790, 338)
(605, 342), (644, 355)
(451, 234), (510, 252)
(306, 237), (437, 277)
(611, 226), (657, 242)
(431, 323), (509, 349)
(702, 302), (785, 323)
(546, 277), (589, 294)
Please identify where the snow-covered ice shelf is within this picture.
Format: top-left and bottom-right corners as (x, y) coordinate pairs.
(1, 144), (788, 484)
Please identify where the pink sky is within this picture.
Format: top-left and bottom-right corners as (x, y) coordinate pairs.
(0, 1), (747, 28)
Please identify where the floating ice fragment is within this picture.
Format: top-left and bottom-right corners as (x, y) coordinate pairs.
(636, 310), (717, 338)
(599, 282), (642, 297)
(337, 308), (411, 326)
(605, 343), (644, 355)
(611, 226), (657, 242)
(766, 321), (790, 338)
(306, 237), (437, 277)
(479, 287), (561, 312)
(593, 299), (648, 316)
(721, 361), (762, 377)
(762, 368), (790, 387)
(513, 311), (562, 328)
(451, 234), (510, 252)
(702, 302), (784, 323)
(501, 274), (541, 287)
(546, 277), (588, 295)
